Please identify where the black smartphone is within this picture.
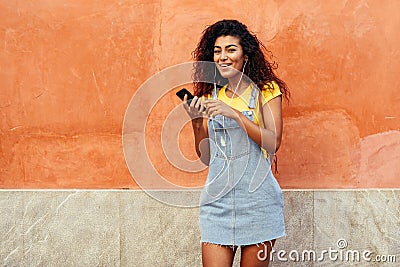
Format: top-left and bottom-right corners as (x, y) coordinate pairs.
(176, 88), (194, 105)
(176, 88), (206, 112)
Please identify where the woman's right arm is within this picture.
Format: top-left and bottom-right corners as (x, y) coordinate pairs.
(183, 95), (210, 165)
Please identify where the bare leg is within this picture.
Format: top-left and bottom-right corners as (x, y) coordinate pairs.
(201, 242), (237, 267)
(240, 239), (275, 267)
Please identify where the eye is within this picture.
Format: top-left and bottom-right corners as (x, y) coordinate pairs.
(228, 49), (236, 53)
(214, 50), (221, 54)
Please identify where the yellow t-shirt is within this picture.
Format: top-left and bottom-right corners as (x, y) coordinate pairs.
(206, 82), (282, 159)
(208, 81), (282, 126)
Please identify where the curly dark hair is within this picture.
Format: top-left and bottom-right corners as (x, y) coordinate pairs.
(192, 19), (290, 102)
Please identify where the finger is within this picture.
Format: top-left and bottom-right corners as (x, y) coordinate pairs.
(194, 96), (202, 110)
(182, 94), (191, 110)
(204, 100), (221, 111)
(194, 97), (207, 113)
(189, 96), (198, 108)
(210, 110), (219, 118)
(204, 100), (217, 109)
(207, 106), (217, 117)
(205, 105), (213, 116)
(199, 101), (206, 113)
(205, 102), (218, 115)
(204, 99), (218, 105)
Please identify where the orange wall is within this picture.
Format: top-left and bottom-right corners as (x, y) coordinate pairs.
(0, 0), (399, 189)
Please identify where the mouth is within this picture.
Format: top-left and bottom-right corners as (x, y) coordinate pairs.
(218, 63), (232, 68)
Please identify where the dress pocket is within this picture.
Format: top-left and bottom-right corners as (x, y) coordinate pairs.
(209, 114), (253, 160)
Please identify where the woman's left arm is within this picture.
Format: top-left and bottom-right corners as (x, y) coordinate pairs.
(259, 95), (283, 153)
(204, 96), (283, 155)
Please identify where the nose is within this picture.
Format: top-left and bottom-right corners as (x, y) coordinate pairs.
(220, 51), (228, 61)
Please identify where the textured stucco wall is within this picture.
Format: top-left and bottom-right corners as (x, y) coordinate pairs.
(0, 0), (399, 189)
(1, 190), (399, 266)
(1, 2), (399, 266)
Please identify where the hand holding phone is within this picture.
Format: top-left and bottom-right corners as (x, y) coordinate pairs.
(176, 88), (206, 112)
(176, 88), (194, 105)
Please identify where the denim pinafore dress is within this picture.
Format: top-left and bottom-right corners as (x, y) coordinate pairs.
(199, 85), (286, 246)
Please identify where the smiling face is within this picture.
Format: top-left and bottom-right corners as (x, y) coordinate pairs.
(213, 35), (247, 79)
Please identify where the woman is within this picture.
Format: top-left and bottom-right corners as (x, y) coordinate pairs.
(183, 19), (290, 267)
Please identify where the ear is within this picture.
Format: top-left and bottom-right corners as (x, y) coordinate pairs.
(244, 55), (248, 62)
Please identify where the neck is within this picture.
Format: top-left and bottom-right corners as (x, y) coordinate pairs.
(227, 75), (249, 96)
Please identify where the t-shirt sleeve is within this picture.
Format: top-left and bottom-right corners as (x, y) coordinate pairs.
(260, 81), (282, 106)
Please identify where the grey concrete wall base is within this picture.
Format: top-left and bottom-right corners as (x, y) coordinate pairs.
(1, 190), (399, 266)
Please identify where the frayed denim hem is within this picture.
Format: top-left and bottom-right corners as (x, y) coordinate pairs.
(201, 239), (274, 251)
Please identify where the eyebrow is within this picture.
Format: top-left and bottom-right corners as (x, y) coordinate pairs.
(214, 44), (239, 49)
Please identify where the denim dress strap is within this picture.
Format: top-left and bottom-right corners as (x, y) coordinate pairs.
(248, 84), (259, 109)
(212, 84), (220, 100)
